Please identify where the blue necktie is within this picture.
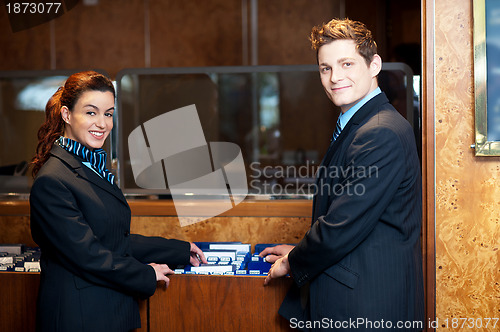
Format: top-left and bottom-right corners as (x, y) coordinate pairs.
(331, 114), (342, 142)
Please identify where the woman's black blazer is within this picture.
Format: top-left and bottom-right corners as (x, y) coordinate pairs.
(30, 145), (190, 332)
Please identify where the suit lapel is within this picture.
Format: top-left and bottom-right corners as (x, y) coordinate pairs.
(50, 145), (128, 207)
(312, 92), (390, 222)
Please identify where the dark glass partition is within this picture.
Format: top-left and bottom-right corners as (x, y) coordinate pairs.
(115, 64), (418, 198)
(0, 66), (417, 198)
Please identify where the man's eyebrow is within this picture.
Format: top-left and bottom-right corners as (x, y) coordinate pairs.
(337, 57), (356, 63)
(319, 57), (356, 66)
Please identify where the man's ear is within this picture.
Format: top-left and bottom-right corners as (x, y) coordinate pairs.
(370, 54), (382, 77)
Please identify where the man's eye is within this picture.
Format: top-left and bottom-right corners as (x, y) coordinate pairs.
(105, 113), (114, 117)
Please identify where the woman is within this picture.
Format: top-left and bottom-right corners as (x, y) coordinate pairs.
(30, 71), (206, 331)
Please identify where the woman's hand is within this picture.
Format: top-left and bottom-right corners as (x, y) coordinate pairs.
(149, 263), (174, 287)
(189, 242), (207, 266)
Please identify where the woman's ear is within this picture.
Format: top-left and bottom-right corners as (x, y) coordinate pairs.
(60, 106), (70, 124)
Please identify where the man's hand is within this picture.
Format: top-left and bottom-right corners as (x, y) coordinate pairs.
(259, 244), (295, 263)
(189, 242), (208, 266)
(264, 253), (291, 286)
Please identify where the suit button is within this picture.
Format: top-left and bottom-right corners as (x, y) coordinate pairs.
(124, 231), (130, 237)
(122, 253), (130, 257)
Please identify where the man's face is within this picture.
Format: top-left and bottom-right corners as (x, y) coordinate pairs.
(318, 39), (381, 113)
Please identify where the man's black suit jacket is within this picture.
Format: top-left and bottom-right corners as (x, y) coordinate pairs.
(30, 145), (190, 332)
(280, 92), (424, 331)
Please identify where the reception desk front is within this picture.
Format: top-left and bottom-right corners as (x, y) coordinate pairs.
(149, 274), (294, 331)
(0, 199), (310, 332)
(0, 272), (294, 332)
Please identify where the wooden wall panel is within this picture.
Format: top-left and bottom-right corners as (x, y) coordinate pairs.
(0, 8), (51, 70)
(54, 0), (145, 78)
(258, 0), (342, 66)
(422, 0), (436, 327)
(434, 0), (500, 329)
(0, 1), (422, 75)
(149, 0), (242, 67)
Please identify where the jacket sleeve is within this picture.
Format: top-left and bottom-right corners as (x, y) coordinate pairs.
(130, 234), (190, 268)
(30, 173), (157, 298)
(288, 124), (408, 287)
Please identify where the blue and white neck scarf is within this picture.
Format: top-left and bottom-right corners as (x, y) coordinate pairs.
(56, 136), (115, 185)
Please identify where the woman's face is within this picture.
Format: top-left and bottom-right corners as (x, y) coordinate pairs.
(61, 90), (114, 150)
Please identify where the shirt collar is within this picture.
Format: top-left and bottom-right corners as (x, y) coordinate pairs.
(338, 87), (381, 130)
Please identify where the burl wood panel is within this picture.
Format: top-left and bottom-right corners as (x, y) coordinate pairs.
(0, 215), (36, 247)
(0, 200), (312, 250)
(149, 275), (294, 332)
(130, 215), (310, 249)
(434, 0), (500, 329)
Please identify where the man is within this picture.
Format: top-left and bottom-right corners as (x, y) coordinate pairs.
(260, 18), (424, 331)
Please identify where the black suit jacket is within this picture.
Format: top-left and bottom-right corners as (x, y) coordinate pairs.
(30, 145), (190, 332)
(280, 93), (424, 331)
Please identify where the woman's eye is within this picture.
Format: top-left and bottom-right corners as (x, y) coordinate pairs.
(86, 111), (95, 116)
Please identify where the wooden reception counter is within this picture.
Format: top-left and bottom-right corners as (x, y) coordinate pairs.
(0, 272), (294, 332)
(0, 199), (310, 331)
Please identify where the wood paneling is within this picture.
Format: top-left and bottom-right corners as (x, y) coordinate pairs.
(0, 272), (292, 332)
(149, 275), (294, 332)
(0, 7), (51, 70)
(54, 0), (145, 78)
(422, 0), (436, 328)
(0, 199), (312, 217)
(0, 1), (422, 76)
(0, 273), (40, 332)
(257, 0), (342, 65)
(0, 215), (36, 247)
(149, 0), (242, 67)
(0, 199), (312, 250)
(130, 215), (310, 249)
(433, 0), (500, 329)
